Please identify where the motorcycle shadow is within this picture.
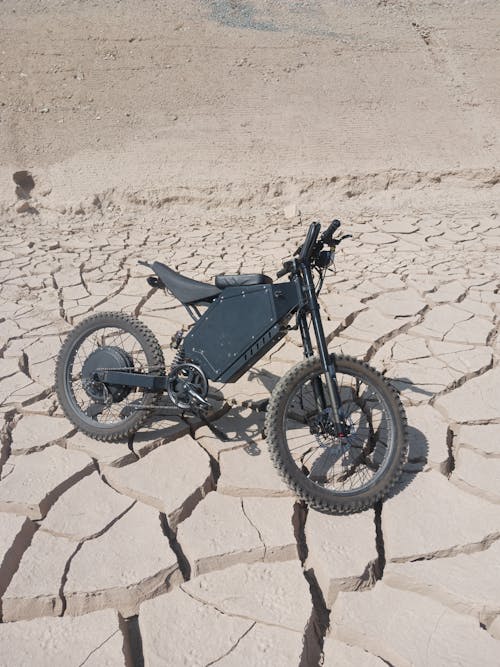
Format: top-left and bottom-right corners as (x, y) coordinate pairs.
(382, 423), (431, 502)
(131, 385), (229, 457)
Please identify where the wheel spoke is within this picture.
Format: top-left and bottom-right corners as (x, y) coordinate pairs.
(281, 363), (398, 496)
(61, 316), (163, 431)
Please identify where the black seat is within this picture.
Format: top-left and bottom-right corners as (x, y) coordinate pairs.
(148, 261), (221, 305)
(215, 274), (273, 288)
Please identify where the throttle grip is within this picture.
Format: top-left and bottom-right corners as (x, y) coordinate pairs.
(321, 219), (341, 245)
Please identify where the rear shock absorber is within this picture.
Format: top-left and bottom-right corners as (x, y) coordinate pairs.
(170, 330), (185, 370)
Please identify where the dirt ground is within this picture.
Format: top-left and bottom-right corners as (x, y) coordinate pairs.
(1, 0), (498, 206)
(0, 2), (499, 666)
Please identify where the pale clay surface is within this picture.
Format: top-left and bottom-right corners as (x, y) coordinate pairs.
(0, 1), (499, 665)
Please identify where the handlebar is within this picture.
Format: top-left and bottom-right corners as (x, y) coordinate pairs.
(276, 219), (349, 279)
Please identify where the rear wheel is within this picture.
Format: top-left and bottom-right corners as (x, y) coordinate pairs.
(55, 312), (165, 441)
(265, 355), (408, 514)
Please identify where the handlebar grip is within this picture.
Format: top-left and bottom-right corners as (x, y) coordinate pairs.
(277, 260), (293, 278)
(299, 222), (321, 262)
(321, 219), (341, 245)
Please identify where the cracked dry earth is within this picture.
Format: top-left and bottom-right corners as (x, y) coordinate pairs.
(0, 185), (499, 667)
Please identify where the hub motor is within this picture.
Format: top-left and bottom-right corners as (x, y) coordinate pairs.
(81, 346), (134, 404)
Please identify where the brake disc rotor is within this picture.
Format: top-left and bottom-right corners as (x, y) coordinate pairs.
(81, 346), (134, 403)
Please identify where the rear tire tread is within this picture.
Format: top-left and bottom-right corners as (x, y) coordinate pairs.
(55, 311), (165, 442)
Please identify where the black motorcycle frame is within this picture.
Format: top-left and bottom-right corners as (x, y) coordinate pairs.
(95, 220), (349, 434)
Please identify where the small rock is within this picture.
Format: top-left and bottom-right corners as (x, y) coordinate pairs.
(283, 203), (300, 219)
(16, 201), (32, 213)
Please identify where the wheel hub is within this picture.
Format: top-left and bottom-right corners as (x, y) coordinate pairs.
(308, 410), (350, 438)
(82, 346), (134, 404)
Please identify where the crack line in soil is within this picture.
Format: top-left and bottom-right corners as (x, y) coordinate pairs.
(205, 622), (256, 666)
(159, 512), (191, 582)
(293, 502), (330, 667)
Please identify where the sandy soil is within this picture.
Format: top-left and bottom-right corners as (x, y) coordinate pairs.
(0, 1), (499, 666)
(1, 0), (499, 206)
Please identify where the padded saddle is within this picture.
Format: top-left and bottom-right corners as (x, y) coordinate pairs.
(146, 261), (272, 305)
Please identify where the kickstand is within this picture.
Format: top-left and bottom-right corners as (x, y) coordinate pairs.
(194, 409), (230, 443)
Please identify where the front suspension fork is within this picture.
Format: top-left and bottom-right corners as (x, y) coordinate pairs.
(297, 268), (347, 436)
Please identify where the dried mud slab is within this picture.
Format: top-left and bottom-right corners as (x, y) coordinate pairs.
(384, 541), (500, 627)
(305, 509), (378, 608)
(40, 472), (134, 541)
(102, 436), (213, 529)
(0, 608), (127, 666)
(218, 445), (293, 497)
(9, 415), (72, 455)
(64, 502), (181, 617)
(182, 560), (311, 633)
(177, 492), (297, 576)
(330, 582), (500, 666)
(2, 530), (75, 621)
(214, 623), (304, 667)
(435, 366), (500, 422)
(65, 431), (134, 468)
(0, 447), (93, 519)
(383, 471), (500, 562)
(140, 587), (252, 666)
(322, 638), (386, 666)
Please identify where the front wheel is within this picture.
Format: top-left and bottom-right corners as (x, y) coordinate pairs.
(265, 355), (408, 514)
(55, 312), (165, 442)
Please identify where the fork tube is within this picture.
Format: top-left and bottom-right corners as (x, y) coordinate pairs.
(298, 312), (314, 358)
(301, 263), (344, 429)
(294, 273), (327, 412)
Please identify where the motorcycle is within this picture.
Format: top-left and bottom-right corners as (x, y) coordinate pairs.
(55, 219), (408, 514)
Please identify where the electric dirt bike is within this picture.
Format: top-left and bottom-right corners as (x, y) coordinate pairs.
(55, 220), (408, 513)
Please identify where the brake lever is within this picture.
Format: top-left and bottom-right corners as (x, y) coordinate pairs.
(330, 234), (353, 247)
